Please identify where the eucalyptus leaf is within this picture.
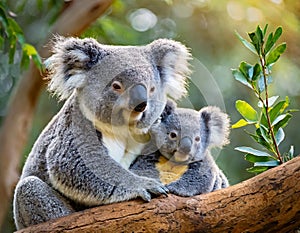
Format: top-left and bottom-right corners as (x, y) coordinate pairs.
(266, 43), (286, 66)
(235, 31), (257, 54)
(269, 97), (289, 123)
(272, 27), (283, 45)
(252, 63), (261, 81)
(232, 119), (250, 129)
(257, 75), (265, 92)
(273, 114), (292, 131)
(263, 24), (268, 35)
(264, 32), (274, 54)
(239, 61), (253, 80)
(275, 127), (285, 145)
(235, 146), (272, 157)
(245, 153), (273, 163)
(246, 166), (268, 173)
(232, 69), (252, 89)
(255, 25), (263, 45)
(248, 32), (260, 54)
(236, 100), (258, 122)
(258, 96), (279, 108)
(254, 160), (280, 167)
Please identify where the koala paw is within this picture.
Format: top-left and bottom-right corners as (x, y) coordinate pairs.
(136, 177), (168, 202)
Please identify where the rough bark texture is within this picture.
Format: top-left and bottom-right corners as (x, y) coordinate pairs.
(17, 156), (300, 233)
(0, 0), (113, 227)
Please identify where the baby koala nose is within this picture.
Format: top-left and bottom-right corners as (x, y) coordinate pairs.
(134, 101), (147, 112)
(178, 136), (192, 154)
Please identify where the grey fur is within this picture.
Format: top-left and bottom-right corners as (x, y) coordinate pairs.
(130, 102), (230, 196)
(13, 37), (191, 230)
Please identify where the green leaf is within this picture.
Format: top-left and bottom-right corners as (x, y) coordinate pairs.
(235, 31), (257, 54)
(8, 36), (16, 64)
(23, 43), (38, 56)
(246, 166), (268, 173)
(21, 53), (30, 69)
(239, 61), (253, 80)
(232, 119), (251, 129)
(254, 160), (280, 167)
(275, 127), (285, 145)
(255, 25), (264, 45)
(245, 153), (273, 163)
(272, 113), (291, 127)
(235, 146), (272, 157)
(259, 124), (271, 144)
(236, 100), (258, 122)
(258, 96), (279, 108)
(232, 69), (252, 89)
(269, 97), (289, 122)
(264, 32), (274, 54)
(284, 145), (295, 162)
(273, 114), (292, 132)
(263, 24), (268, 36)
(272, 27), (283, 45)
(266, 42), (286, 66)
(250, 129), (273, 151)
(257, 75), (265, 92)
(248, 32), (260, 54)
(252, 63), (261, 81)
(0, 5), (9, 29)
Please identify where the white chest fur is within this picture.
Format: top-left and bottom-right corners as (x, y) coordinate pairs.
(95, 121), (150, 169)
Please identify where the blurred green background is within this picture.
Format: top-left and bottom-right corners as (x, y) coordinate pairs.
(1, 0), (299, 231)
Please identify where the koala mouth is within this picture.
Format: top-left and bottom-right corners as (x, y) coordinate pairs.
(173, 151), (191, 164)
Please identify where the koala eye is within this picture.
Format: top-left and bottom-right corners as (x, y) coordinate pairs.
(169, 131), (177, 140)
(112, 81), (123, 92)
(195, 136), (200, 142)
(150, 86), (155, 93)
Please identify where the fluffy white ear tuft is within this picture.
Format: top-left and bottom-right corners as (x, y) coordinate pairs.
(199, 106), (230, 148)
(150, 39), (192, 101)
(45, 36), (108, 100)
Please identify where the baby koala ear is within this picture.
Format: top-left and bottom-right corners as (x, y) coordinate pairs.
(160, 99), (177, 122)
(199, 106), (230, 149)
(149, 39), (192, 101)
(45, 36), (109, 100)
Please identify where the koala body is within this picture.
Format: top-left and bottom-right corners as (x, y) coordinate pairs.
(13, 37), (191, 229)
(130, 103), (230, 196)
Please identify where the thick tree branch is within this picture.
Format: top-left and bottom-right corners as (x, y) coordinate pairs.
(0, 0), (113, 227)
(17, 156), (300, 233)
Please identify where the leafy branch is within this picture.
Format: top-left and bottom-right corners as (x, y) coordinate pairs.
(0, 1), (43, 70)
(232, 25), (296, 174)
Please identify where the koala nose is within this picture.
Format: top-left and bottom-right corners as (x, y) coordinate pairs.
(178, 136), (192, 154)
(134, 101), (147, 112)
(129, 84), (148, 112)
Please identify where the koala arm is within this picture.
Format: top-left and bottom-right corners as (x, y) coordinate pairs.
(129, 153), (161, 180)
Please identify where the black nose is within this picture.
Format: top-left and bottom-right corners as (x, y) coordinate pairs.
(134, 101), (147, 112)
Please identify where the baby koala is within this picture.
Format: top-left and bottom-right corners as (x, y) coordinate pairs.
(130, 101), (230, 196)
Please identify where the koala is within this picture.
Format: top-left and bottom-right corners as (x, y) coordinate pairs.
(130, 102), (230, 196)
(13, 37), (191, 229)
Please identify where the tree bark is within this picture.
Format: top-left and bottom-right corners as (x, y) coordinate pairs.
(0, 0), (113, 228)
(16, 156), (300, 233)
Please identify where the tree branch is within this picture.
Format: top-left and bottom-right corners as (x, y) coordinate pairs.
(0, 0), (113, 227)
(17, 156), (300, 233)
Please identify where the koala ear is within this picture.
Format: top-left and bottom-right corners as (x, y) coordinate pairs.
(199, 106), (230, 149)
(45, 36), (109, 100)
(149, 39), (191, 100)
(160, 99), (177, 122)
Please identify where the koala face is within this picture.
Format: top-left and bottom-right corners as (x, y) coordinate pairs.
(150, 106), (230, 164)
(45, 37), (191, 133)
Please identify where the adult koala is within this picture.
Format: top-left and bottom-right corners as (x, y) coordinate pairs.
(13, 37), (191, 229)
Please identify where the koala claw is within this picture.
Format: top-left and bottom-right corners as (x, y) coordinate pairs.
(137, 178), (169, 202)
